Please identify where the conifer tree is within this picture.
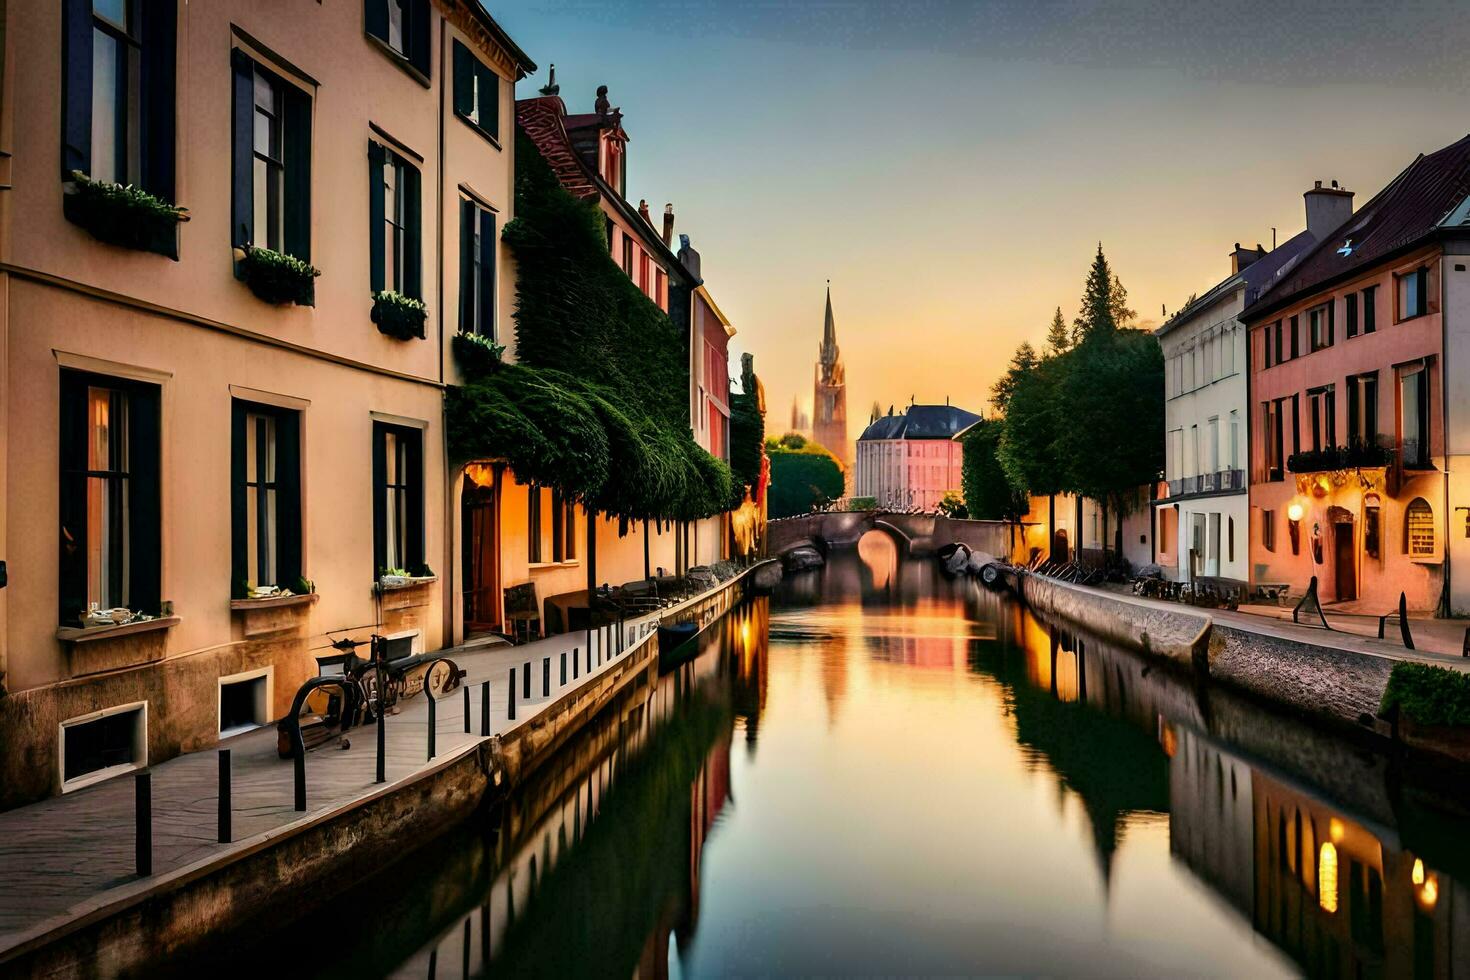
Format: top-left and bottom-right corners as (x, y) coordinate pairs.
(989, 341), (1038, 415)
(1072, 243), (1119, 344)
(1044, 307), (1071, 356)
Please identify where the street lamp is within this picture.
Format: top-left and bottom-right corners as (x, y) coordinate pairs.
(1287, 502), (1304, 555)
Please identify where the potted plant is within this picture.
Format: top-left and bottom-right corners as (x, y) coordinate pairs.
(1379, 662), (1470, 757)
(235, 244), (320, 306)
(63, 171), (188, 258)
(452, 332), (505, 378)
(371, 291), (428, 340)
(379, 567), (411, 589)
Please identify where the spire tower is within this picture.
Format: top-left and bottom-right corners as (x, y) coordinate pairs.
(813, 280), (850, 489)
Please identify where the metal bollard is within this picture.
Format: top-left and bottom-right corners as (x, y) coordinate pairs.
(426, 686), (437, 761)
(218, 749), (232, 844)
(543, 657), (551, 696)
(376, 707), (386, 784)
(135, 771), (152, 876)
(508, 667), (517, 720)
(523, 662), (531, 700)
(463, 684), (471, 734)
(480, 681), (491, 736)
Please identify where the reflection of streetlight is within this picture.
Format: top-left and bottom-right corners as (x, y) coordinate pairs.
(1288, 502), (1304, 554)
(1318, 842), (1338, 913)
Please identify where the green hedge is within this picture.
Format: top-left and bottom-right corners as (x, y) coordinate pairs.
(1380, 662), (1470, 727)
(767, 441), (845, 519)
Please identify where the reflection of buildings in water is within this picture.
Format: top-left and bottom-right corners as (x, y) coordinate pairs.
(857, 529), (897, 591)
(730, 599), (770, 754)
(1163, 722), (1468, 978)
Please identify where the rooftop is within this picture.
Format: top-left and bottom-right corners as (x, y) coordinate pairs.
(858, 404), (981, 442)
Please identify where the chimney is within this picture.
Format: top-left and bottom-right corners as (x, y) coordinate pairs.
(1304, 179), (1354, 240)
(677, 233), (700, 278)
(1230, 241), (1268, 275)
(662, 203), (675, 246)
(637, 199), (652, 227)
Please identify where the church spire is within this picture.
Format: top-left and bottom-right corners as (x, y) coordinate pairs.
(820, 280), (839, 369)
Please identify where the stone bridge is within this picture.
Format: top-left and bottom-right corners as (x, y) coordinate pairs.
(767, 511), (1023, 560)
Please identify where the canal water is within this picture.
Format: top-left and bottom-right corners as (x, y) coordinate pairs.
(179, 533), (1470, 978)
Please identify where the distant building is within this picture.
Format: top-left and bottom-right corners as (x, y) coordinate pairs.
(813, 285), (849, 484)
(1154, 187), (1327, 584)
(789, 398), (810, 438)
(855, 403), (979, 511)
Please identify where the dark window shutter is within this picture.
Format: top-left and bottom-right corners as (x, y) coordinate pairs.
(409, 0), (431, 76)
(406, 429), (424, 568)
(372, 422), (387, 574)
(480, 207), (497, 338)
(283, 87), (312, 261)
(230, 49), (255, 247)
(276, 410), (303, 585)
(452, 41), (473, 118)
(60, 0), (93, 178)
(1326, 301), (1335, 345)
(139, 0), (177, 200)
(1417, 268), (1428, 316)
(1348, 382), (1360, 443)
(402, 161), (422, 302)
(230, 401), (247, 593)
(368, 142), (386, 292)
(58, 372), (88, 623)
(480, 63), (500, 138)
(458, 198), (474, 332)
(364, 0), (388, 44)
(130, 384), (162, 616)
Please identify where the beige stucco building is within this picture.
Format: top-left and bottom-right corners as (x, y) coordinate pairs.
(0, 0), (533, 806)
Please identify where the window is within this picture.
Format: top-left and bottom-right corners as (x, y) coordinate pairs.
(452, 41), (500, 142)
(1347, 373), (1378, 447)
(1263, 324), (1275, 369)
(527, 484), (544, 563)
(219, 669), (270, 736)
(61, 703), (146, 789)
(231, 401), (301, 593)
(1398, 268), (1429, 321)
(621, 235), (634, 276)
(1308, 303), (1333, 351)
(1399, 365), (1431, 468)
(1229, 410), (1240, 471)
(59, 371), (160, 626)
(1263, 510), (1276, 552)
(1228, 517), (1235, 562)
(639, 251), (650, 293)
(373, 422), (424, 575)
(365, 0), (430, 77)
(458, 198), (496, 338)
(1406, 498), (1435, 557)
(230, 52), (311, 257)
(1263, 400), (1284, 481)
(549, 489), (577, 562)
(61, 0), (176, 198)
(1307, 385), (1335, 451)
(1362, 285), (1378, 333)
(1345, 292), (1359, 338)
(1207, 417), (1219, 474)
(369, 141), (421, 299)
(1288, 315), (1300, 359)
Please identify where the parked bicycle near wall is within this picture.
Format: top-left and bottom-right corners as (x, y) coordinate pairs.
(276, 633), (465, 757)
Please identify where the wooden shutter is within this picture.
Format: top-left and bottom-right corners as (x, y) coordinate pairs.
(452, 41), (473, 118)
(409, 0), (431, 77)
(230, 50), (255, 247)
(479, 207), (496, 337)
(406, 428), (424, 569)
(283, 86), (312, 262)
(58, 372), (88, 623)
(402, 160), (422, 303)
(276, 410), (303, 585)
(458, 198), (474, 333)
(139, 0), (177, 201)
(368, 142), (386, 292)
(1417, 268), (1429, 316)
(372, 422), (387, 574)
(480, 62), (500, 138)
(1326, 300), (1335, 345)
(60, 0), (92, 178)
(364, 0), (388, 44)
(130, 384), (162, 616)
(230, 401), (248, 595)
(1347, 381), (1359, 443)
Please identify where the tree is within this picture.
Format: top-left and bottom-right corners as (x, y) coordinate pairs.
(1072, 243), (1121, 345)
(1109, 273), (1136, 329)
(1044, 307), (1071, 356)
(766, 438), (846, 519)
(961, 419), (1028, 521)
(989, 341), (1038, 415)
(936, 490), (968, 519)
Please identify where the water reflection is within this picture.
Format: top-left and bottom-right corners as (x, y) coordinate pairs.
(168, 550), (1470, 978)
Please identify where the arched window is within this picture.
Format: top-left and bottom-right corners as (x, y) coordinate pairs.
(1406, 497), (1435, 557)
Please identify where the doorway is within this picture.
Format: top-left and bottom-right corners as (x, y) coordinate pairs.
(1332, 519), (1357, 602)
(1053, 528), (1069, 563)
(461, 471), (500, 636)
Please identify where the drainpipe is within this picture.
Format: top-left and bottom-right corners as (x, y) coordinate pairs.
(437, 22), (454, 647)
(1441, 251), (1452, 617)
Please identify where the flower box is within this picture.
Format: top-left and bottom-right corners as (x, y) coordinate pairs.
(63, 172), (187, 258)
(236, 245), (320, 306)
(372, 290), (428, 340)
(452, 332), (505, 378)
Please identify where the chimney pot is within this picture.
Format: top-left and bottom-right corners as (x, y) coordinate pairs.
(1304, 180), (1355, 239)
(1315, 180), (1322, 189)
(661, 203), (675, 246)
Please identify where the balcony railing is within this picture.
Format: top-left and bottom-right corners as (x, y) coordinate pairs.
(1165, 469), (1244, 498)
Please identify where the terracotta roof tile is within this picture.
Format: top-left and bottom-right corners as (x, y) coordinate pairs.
(515, 96), (599, 201)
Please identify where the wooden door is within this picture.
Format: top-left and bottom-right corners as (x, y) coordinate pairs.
(462, 476), (499, 634)
(1333, 522), (1357, 601)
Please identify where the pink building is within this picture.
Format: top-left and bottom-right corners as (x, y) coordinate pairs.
(854, 404), (979, 511)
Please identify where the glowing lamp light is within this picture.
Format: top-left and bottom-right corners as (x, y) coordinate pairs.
(1318, 842), (1339, 913)
(1421, 876), (1439, 909)
(1413, 858), (1426, 886)
(1288, 503), (1305, 522)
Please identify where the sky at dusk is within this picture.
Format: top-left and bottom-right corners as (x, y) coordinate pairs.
(494, 1), (1470, 447)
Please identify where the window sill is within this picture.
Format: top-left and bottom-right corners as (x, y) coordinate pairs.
(62, 761), (144, 794)
(455, 112), (502, 151)
(230, 592), (318, 612)
(364, 32), (430, 88)
(57, 615), (181, 645)
(528, 560), (580, 570)
(376, 575), (437, 593)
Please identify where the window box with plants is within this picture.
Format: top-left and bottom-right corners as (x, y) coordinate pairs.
(452, 332), (505, 377)
(229, 576), (318, 611)
(378, 565), (436, 591)
(234, 245), (321, 307)
(372, 291), (428, 340)
(1286, 441), (1394, 475)
(63, 172), (189, 258)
